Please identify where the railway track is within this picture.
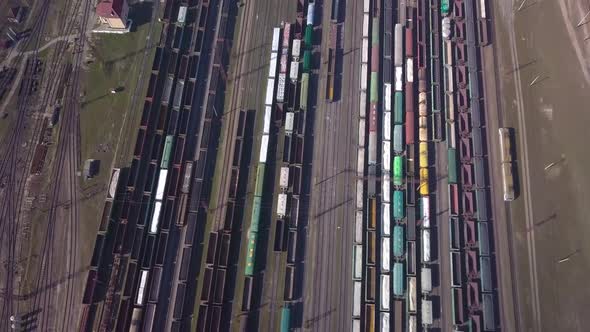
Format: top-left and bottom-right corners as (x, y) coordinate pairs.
(25, 0), (91, 330)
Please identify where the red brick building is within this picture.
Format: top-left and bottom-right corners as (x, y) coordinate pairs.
(96, 0), (129, 29)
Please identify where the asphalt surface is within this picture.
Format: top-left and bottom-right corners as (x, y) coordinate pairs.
(485, 0), (590, 331)
(300, 0), (361, 331)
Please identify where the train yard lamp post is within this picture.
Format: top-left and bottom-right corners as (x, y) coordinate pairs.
(577, 10), (590, 27)
(544, 154), (566, 171)
(529, 75), (543, 86)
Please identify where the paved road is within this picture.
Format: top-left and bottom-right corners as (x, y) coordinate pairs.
(301, 0), (361, 331)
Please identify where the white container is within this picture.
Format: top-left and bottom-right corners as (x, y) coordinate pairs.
(381, 275), (390, 311)
(360, 64), (368, 90)
(268, 53), (278, 78)
(423, 229), (431, 263)
(382, 203), (391, 236)
(395, 66), (403, 91)
(149, 201), (162, 234)
(382, 237), (391, 272)
(409, 315), (417, 332)
(384, 83), (392, 111)
(422, 197), (430, 228)
(422, 299), (433, 325)
(291, 39), (301, 58)
(353, 281), (362, 317)
(362, 37), (369, 64)
(263, 106), (272, 134)
(356, 179), (364, 210)
(265, 78), (275, 105)
(135, 270), (149, 305)
(364, 0), (370, 13)
(359, 91), (367, 118)
(285, 112), (294, 133)
(353, 245), (363, 280)
(259, 134), (269, 163)
(277, 193), (288, 217)
(279, 167), (289, 189)
(383, 112), (391, 141)
(381, 313), (390, 332)
(406, 58), (414, 82)
(307, 3), (315, 25)
(382, 174), (391, 203)
(177, 6), (187, 24)
(155, 169), (168, 200)
(421, 267), (432, 293)
(355, 211), (363, 244)
(276, 74), (286, 102)
(408, 276), (417, 312)
(363, 14), (370, 38)
(358, 118), (366, 146)
(289, 61), (299, 81)
(272, 27), (281, 52)
(382, 141), (391, 172)
(353, 319), (361, 332)
(357, 147), (365, 176)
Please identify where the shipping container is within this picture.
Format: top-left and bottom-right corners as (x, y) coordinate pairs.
(393, 125), (403, 153)
(382, 174), (391, 203)
(289, 61), (300, 81)
(394, 92), (404, 124)
(354, 245), (363, 280)
(366, 266), (376, 301)
(355, 211), (363, 243)
(422, 299), (433, 325)
(135, 270), (149, 305)
(300, 73), (309, 110)
(480, 256), (493, 293)
(307, 3), (315, 25)
(393, 156), (403, 186)
(292, 39), (301, 58)
(395, 66), (403, 91)
(382, 203), (391, 236)
(245, 230), (258, 276)
(304, 25), (313, 48)
(409, 315), (417, 332)
(354, 281), (362, 317)
(381, 313), (390, 332)
(366, 304), (375, 332)
(421, 267), (432, 293)
(272, 27), (281, 52)
(483, 293), (496, 331)
(407, 208), (416, 240)
(393, 225), (404, 257)
(382, 237), (391, 272)
(406, 59), (414, 86)
(452, 287), (465, 326)
(393, 262), (404, 297)
(383, 141), (391, 172)
(408, 276), (417, 312)
(422, 229), (431, 262)
(394, 24), (404, 66)
(419, 142), (428, 169)
(381, 275), (391, 311)
(383, 112), (391, 141)
(476, 189), (488, 221)
(419, 168), (429, 196)
(422, 196), (430, 228)
(280, 307), (291, 332)
(393, 190), (405, 219)
(450, 217), (461, 250)
(448, 148), (458, 183)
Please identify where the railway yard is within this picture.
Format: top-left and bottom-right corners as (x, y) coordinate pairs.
(1, 0), (590, 331)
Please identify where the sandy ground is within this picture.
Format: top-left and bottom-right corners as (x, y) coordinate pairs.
(488, 0), (590, 331)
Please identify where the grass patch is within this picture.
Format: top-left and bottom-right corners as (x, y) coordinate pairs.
(77, 22), (159, 231)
